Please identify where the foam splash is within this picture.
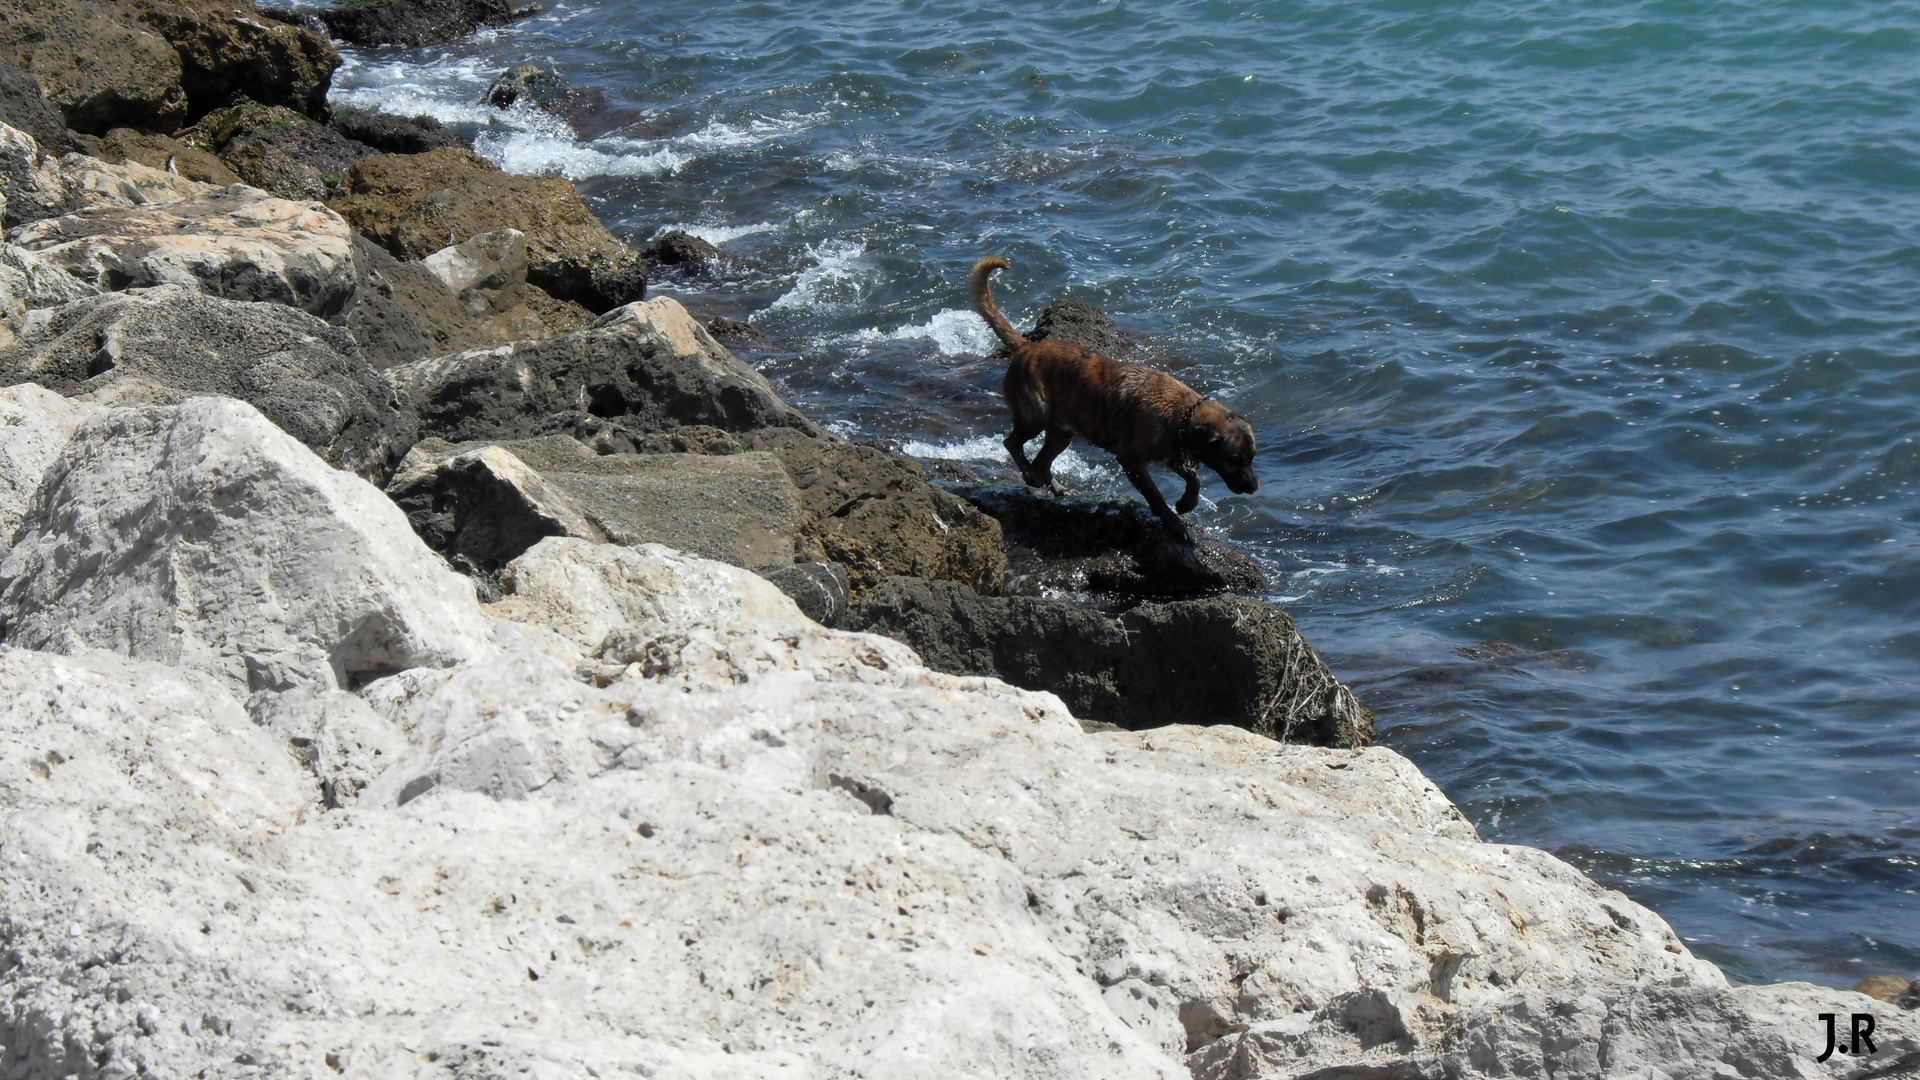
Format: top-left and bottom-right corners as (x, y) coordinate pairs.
(769, 240), (870, 312)
(846, 309), (997, 358)
(476, 130), (691, 179)
(901, 434), (1108, 485)
(652, 221), (780, 246)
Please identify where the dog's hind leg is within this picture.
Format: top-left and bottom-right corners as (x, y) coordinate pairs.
(1122, 461), (1191, 543)
(1030, 426), (1077, 496)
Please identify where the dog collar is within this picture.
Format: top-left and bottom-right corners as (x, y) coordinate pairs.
(1177, 397), (1204, 447)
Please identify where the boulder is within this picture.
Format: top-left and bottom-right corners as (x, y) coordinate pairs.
(0, 57), (71, 156)
(1896, 979), (1920, 1011)
(0, 0), (188, 134)
(390, 434), (809, 575)
(0, 122), (68, 227)
(640, 227), (720, 271)
(0, 383), (95, 554)
(753, 561), (851, 627)
(963, 485), (1266, 602)
(385, 441), (607, 587)
(0, 285), (413, 481)
(316, 0), (516, 47)
(329, 106), (470, 155)
(740, 426), (1008, 595)
(332, 234), (491, 369)
(53, 151), (220, 212)
(0, 396), (492, 696)
(82, 127), (241, 186)
(484, 63), (612, 134)
(0, 243), (97, 348)
(10, 184), (358, 317)
(187, 99), (375, 200)
(841, 576), (1372, 746)
(246, 683), (408, 808)
(329, 148), (646, 312)
(114, 0), (340, 120)
(386, 296), (817, 443)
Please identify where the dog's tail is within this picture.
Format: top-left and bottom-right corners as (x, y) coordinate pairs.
(969, 255), (1026, 349)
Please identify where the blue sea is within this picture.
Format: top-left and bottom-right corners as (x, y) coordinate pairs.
(326, 0), (1920, 987)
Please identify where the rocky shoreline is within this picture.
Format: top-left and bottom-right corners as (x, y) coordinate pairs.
(1, 1), (1916, 1076)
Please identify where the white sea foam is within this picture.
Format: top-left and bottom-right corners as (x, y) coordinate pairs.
(769, 240), (870, 311)
(476, 130), (691, 179)
(844, 309), (997, 358)
(652, 221), (780, 246)
(901, 434), (1107, 485)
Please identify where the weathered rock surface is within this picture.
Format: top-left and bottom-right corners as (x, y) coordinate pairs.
(389, 434), (809, 577)
(11, 184), (357, 316)
(0, 383), (95, 553)
(51, 150), (221, 214)
(329, 148), (645, 312)
(742, 426), (1008, 595)
(388, 295), (817, 442)
(115, 0), (340, 120)
(2, 526), (1907, 1078)
(316, 0), (516, 47)
(0, 285), (413, 480)
(0, 0), (188, 133)
(484, 63), (616, 135)
(188, 100), (374, 200)
(966, 485), (1267, 602)
(81, 127), (242, 186)
(0, 243), (97, 348)
(0, 122), (69, 227)
(0, 58), (71, 157)
(754, 560), (852, 627)
(0, 396), (490, 697)
(842, 575), (1373, 746)
(329, 107), (470, 155)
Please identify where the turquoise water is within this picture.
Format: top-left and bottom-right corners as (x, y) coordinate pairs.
(329, 0), (1920, 986)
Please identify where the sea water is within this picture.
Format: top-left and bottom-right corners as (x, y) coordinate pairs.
(326, 0), (1920, 986)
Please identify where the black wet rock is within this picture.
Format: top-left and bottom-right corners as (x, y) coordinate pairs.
(640, 230), (719, 271)
(316, 0), (517, 47)
(484, 64), (609, 127)
(754, 562), (852, 626)
(706, 316), (775, 349)
(840, 576), (1373, 747)
(329, 107), (470, 155)
(960, 486), (1265, 603)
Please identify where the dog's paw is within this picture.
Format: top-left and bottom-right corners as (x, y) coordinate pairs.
(1048, 480), (1079, 498)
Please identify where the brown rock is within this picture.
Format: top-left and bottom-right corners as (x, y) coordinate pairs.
(114, 0), (340, 120)
(1852, 975), (1913, 1002)
(0, 0), (188, 134)
(329, 148), (644, 312)
(316, 0), (515, 48)
(0, 57), (72, 156)
(88, 128), (240, 186)
(739, 427), (1007, 596)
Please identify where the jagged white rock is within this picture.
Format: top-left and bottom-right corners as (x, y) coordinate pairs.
(0, 383), (97, 553)
(0, 396), (493, 697)
(0, 421), (1912, 1079)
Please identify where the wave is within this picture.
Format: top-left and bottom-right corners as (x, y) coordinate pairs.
(899, 434), (1108, 485)
(845, 308), (997, 357)
(768, 240), (870, 312)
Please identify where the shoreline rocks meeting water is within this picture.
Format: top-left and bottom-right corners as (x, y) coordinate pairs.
(1, 0), (1916, 1076)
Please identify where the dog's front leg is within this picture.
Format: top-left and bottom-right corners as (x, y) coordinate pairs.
(1122, 461), (1190, 543)
(1173, 461), (1201, 514)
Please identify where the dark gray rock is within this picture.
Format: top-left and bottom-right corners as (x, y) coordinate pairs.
(316, 0), (516, 47)
(840, 576), (1373, 747)
(333, 235), (494, 370)
(640, 230), (719, 271)
(386, 298), (819, 445)
(484, 64), (611, 132)
(385, 441), (604, 592)
(0, 59), (72, 157)
(706, 316), (775, 349)
(753, 562), (850, 627)
(329, 107), (469, 155)
(1895, 979), (1920, 1011)
(961, 485), (1265, 603)
(0, 284), (414, 482)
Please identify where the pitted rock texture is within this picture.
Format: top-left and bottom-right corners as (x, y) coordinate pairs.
(0, 397), (490, 698)
(82, 127), (242, 186)
(316, 0), (516, 47)
(387, 296), (818, 442)
(0, 243), (97, 348)
(329, 148), (644, 312)
(0, 524), (1909, 1079)
(0, 285), (412, 480)
(0, 0), (188, 133)
(115, 0), (341, 120)
(842, 575), (1373, 746)
(0, 59), (70, 157)
(10, 184), (357, 316)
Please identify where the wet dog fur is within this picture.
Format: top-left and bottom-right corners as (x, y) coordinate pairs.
(970, 255), (1260, 542)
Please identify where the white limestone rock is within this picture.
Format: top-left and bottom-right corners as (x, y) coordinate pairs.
(0, 382), (96, 553)
(0, 122), (68, 227)
(0, 243), (98, 349)
(1, 530), (1912, 1078)
(0, 396), (495, 696)
(7, 183), (356, 316)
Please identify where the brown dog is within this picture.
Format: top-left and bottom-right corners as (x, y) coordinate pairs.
(970, 255), (1260, 542)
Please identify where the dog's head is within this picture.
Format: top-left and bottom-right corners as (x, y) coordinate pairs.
(1188, 400), (1261, 495)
